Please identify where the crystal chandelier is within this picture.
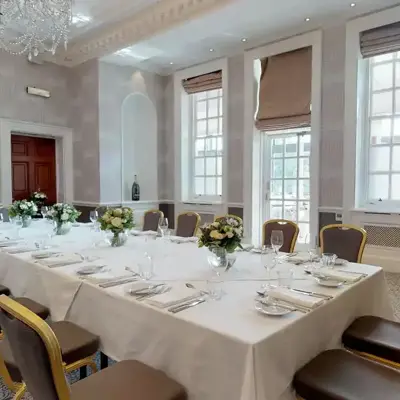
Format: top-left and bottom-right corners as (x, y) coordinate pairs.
(0, 0), (73, 60)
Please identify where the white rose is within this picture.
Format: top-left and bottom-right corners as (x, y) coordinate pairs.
(61, 213), (69, 221)
(20, 204), (27, 210)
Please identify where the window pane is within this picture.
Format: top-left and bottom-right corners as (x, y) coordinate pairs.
(206, 157), (216, 175)
(271, 159), (283, 178)
(299, 158), (310, 178)
(299, 201), (310, 222)
(370, 119), (392, 145)
(284, 158), (297, 178)
(270, 180), (283, 199)
(197, 120), (206, 137)
(205, 138), (216, 156)
(195, 92), (207, 101)
(197, 101), (207, 119)
(208, 99), (218, 118)
(299, 179), (310, 199)
(395, 89), (400, 114)
(298, 223), (310, 244)
(217, 157), (222, 175)
(284, 180), (297, 199)
(394, 117), (400, 143)
(371, 91), (393, 116)
(195, 178), (204, 195)
(396, 63), (400, 86)
(283, 201), (297, 220)
(219, 98), (223, 116)
(195, 139), (205, 157)
(208, 118), (218, 135)
(392, 175), (400, 199)
(205, 177), (216, 195)
(271, 138), (284, 158)
(217, 177), (222, 196)
(373, 54), (394, 63)
(393, 146), (400, 170)
(368, 174), (389, 199)
(369, 146), (390, 172)
(285, 137), (297, 157)
(207, 89), (219, 98)
(372, 63), (393, 91)
(219, 117), (223, 134)
(195, 158), (204, 175)
(270, 202), (283, 219)
(300, 135), (311, 156)
(216, 137), (223, 155)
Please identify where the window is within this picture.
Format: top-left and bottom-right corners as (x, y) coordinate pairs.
(189, 89), (223, 200)
(264, 129), (311, 243)
(362, 52), (400, 205)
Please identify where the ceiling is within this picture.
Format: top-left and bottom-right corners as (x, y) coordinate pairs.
(55, 0), (400, 73)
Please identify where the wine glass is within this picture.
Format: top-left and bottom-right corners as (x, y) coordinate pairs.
(41, 206), (49, 219)
(270, 230), (284, 256)
(89, 210), (98, 225)
(159, 217), (169, 236)
(261, 245), (276, 290)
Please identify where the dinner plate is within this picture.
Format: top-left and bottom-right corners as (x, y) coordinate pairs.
(32, 251), (60, 260)
(76, 265), (105, 275)
(314, 277), (344, 288)
(255, 301), (292, 316)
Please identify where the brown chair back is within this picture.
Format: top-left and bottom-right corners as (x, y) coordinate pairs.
(215, 215), (243, 225)
(262, 219), (299, 253)
(320, 224), (367, 263)
(143, 209), (163, 232)
(0, 296), (70, 400)
(95, 206), (107, 218)
(176, 212), (201, 237)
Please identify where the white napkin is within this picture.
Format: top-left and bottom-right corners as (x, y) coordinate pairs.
(3, 246), (35, 254)
(39, 255), (82, 268)
(286, 253), (310, 263)
(316, 268), (362, 283)
(125, 281), (156, 293)
(268, 288), (324, 309)
(0, 240), (22, 248)
(147, 285), (201, 308)
(130, 230), (157, 237)
(169, 236), (198, 244)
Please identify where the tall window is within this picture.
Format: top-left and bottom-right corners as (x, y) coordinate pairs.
(364, 52), (400, 204)
(190, 89), (223, 200)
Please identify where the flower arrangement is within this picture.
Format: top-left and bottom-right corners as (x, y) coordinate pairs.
(30, 191), (47, 204)
(98, 207), (135, 247)
(8, 200), (38, 220)
(198, 216), (243, 253)
(47, 203), (81, 225)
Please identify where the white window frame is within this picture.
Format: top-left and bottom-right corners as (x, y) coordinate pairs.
(174, 59), (228, 206)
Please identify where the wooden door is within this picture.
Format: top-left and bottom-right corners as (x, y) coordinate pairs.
(11, 135), (57, 204)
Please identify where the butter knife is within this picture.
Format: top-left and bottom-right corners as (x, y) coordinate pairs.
(99, 277), (138, 288)
(290, 288), (333, 300)
(169, 299), (206, 314)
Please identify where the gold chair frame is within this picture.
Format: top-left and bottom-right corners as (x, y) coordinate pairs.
(320, 224), (367, 263)
(142, 209), (164, 230)
(0, 296), (97, 400)
(176, 212), (201, 236)
(262, 219), (299, 253)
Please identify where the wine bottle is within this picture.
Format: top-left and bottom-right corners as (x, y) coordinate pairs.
(131, 175), (140, 201)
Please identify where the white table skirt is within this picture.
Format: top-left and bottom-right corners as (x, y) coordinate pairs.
(0, 221), (393, 400)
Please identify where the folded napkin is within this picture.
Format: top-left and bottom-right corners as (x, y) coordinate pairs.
(285, 253), (310, 264)
(147, 286), (201, 309)
(130, 230), (158, 237)
(169, 236), (198, 244)
(125, 281), (157, 294)
(3, 246), (35, 254)
(268, 288), (324, 309)
(0, 240), (22, 248)
(39, 255), (82, 268)
(316, 268), (362, 283)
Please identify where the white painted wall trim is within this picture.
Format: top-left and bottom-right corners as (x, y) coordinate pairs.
(318, 206), (343, 213)
(243, 30), (322, 244)
(173, 58), (229, 213)
(0, 118), (74, 205)
(343, 5), (400, 224)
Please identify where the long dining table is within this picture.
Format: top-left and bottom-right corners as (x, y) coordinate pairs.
(0, 220), (393, 400)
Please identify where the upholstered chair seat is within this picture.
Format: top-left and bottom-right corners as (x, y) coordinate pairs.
(13, 297), (49, 320)
(294, 349), (400, 400)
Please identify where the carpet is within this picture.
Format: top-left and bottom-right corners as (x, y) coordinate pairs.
(0, 273), (399, 399)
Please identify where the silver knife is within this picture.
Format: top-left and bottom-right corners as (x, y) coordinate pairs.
(290, 288), (333, 300)
(99, 277), (138, 288)
(169, 299), (206, 313)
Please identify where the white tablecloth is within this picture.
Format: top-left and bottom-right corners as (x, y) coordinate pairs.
(0, 221), (393, 400)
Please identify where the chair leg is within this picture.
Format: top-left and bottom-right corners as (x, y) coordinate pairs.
(65, 354), (98, 375)
(0, 355), (18, 391)
(13, 383), (26, 400)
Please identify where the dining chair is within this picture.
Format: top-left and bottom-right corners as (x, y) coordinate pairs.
(94, 206), (107, 218)
(143, 209), (164, 232)
(0, 295), (187, 400)
(293, 349), (400, 399)
(262, 219), (299, 253)
(176, 212), (201, 237)
(320, 224), (367, 263)
(0, 298), (99, 399)
(342, 316), (400, 371)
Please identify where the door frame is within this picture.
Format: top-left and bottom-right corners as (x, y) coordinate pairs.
(0, 118), (73, 205)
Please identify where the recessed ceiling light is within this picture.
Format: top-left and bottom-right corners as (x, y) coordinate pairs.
(209, 48), (214, 52)
(241, 38), (247, 42)
(170, 62), (174, 65)
(350, 2), (356, 6)
(305, 17), (310, 22)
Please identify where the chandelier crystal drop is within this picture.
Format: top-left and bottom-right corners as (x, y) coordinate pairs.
(0, 0), (73, 59)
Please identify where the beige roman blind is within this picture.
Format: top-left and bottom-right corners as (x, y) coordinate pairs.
(360, 22), (400, 58)
(255, 46), (312, 132)
(182, 70), (222, 94)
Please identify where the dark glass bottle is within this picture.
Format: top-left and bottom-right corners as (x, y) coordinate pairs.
(131, 175), (140, 201)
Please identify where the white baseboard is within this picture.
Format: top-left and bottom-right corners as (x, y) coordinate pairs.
(363, 245), (400, 273)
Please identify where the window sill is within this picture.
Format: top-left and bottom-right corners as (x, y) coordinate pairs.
(182, 200), (223, 206)
(351, 207), (400, 215)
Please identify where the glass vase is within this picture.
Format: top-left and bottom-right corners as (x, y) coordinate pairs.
(109, 231), (127, 247)
(21, 216), (32, 228)
(55, 221), (71, 235)
(208, 247), (228, 270)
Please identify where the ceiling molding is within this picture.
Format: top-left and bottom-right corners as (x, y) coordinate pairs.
(50, 0), (234, 67)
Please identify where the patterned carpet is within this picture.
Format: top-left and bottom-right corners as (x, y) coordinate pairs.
(0, 273), (399, 399)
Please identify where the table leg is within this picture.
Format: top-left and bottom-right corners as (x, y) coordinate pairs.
(79, 366), (87, 380)
(100, 352), (108, 369)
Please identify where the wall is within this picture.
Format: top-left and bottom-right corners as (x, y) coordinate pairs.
(98, 61), (163, 204)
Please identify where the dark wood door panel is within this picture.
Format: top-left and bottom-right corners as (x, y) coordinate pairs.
(12, 162), (29, 200)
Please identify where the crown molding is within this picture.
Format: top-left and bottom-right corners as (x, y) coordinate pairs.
(49, 0), (234, 67)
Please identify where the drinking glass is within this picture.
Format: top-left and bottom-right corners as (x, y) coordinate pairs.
(261, 245), (276, 289)
(41, 206), (49, 219)
(277, 268), (294, 288)
(89, 210), (98, 225)
(270, 230), (284, 255)
(159, 218), (169, 236)
(321, 253), (337, 268)
(138, 254), (154, 282)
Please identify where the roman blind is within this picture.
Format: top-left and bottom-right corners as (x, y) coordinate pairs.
(360, 22), (400, 58)
(182, 70), (222, 94)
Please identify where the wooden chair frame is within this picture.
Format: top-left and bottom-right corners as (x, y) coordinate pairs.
(0, 296), (97, 400)
(262, 219), (299, 253)
(320, 224), (367, 263)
